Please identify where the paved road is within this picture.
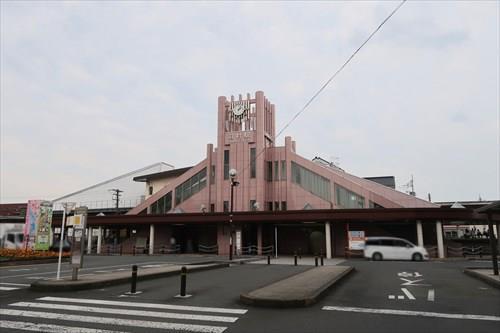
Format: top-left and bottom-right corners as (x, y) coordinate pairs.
(0, 257), (499, 332)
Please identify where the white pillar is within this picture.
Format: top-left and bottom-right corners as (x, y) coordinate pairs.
(436, 221), (444, 258)
(149, 224), (155, 255)
(87, 227), (92, 254)
(416, 221), (424, 247)
(325, 222), (332, 259)
(96, 226), (102, 254)
(274, 226), (278, 258)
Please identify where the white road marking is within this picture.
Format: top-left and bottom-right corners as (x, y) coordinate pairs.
(401, 288), (416, 300)
(8, 268), (31, 272)
(322, 306), (500, 322)
(95, 271), (112, 273)
(397, 295), (404, 300)
(0, 286), (19, 291)
(11, 302), (238, 323)
(0, 283), (30, 287)
(38, 297), (248, 314)
(428, 289), (435, 302)
(388, 295), (395, 299)
(0, 320), (121, 333)
(0, 309), (227, 333)
(26, 277), (48, 280)
(399, 278), (429, 286)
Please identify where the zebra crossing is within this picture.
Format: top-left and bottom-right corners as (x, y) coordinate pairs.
(0, 282), (30, 292)
(0, 296), (248, 332)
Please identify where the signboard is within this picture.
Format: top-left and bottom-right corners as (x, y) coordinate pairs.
(236, 230), (242, 255)
(68, 214), (83, 229)
(348, 231), (365, 250)
(71, 207), (88, 268)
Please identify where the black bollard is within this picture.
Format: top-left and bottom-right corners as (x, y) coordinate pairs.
(267, 255), (271, 265)
(294, 252), (298, 266)
(180, 266), (187, 297)
(131, 265), (138, 294)
(315, 256), (318, 267)
(320, 255), (324, 266)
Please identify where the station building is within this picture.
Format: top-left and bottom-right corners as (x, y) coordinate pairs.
(87, 91), (484, 259)
(4, 91), (497, 258)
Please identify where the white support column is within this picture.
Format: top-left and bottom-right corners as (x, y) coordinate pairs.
(416, 221), (424, 247)
(436, 221), (444, 258)
(274, 226), (278, 258)
(325, 222), (332, 259)
(96, 226), (102, 254)
(87, 227), (92, 254)
(149, 224), (155, 255)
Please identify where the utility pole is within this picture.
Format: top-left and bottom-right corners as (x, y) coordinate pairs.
(109, 189), (123, 214)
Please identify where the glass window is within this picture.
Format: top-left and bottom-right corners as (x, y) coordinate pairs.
(174, 168), (208, 206)
(281, 201), (287, 211)
(274, 201), (279, 211)
(211, 165), (215, 184)
(223, 201), (229, 212)
(291, 162), (331, 202)
(334, 184), (365, 208)
(281, 161), (286, 180)
(380, 239), (394, 246)
(267, 202), (273, 211)
(267, 161), (273, 182)
(250, 148), (256, 178)
(148, 186), (153, 195)
(210, 204), (215, 212)
(224, 150), (230, 180)
(274, 161), (279, 181)
(250, 200), (256, 211)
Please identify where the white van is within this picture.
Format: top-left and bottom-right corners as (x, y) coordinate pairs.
(363, 237), (429, 261)
(2, 231), (24, 249)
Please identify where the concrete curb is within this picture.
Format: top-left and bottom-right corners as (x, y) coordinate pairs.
(30, 263), (229, 292)
(463, 268), (500, 289)
(240, 266), (354, 308)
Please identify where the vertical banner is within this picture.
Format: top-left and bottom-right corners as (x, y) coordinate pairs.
(34, 201), (53, 251)
(72, 206), (88, 268)
(24, 200), (41, 250)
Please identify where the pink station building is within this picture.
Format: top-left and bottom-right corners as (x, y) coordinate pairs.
(119, 91), (439, 258)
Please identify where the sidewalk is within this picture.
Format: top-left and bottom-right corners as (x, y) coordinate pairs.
(463, 268), (500, 289)
(240, 265), (354, 307)
(31, 263), (229, 292)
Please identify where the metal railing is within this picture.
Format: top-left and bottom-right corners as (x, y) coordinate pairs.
(240, 245), (274, 255)
(198, 244), (218, 254)
(447, 245), (492, 258)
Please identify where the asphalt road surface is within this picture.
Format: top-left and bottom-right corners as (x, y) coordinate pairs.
(0, 256), (499, 333)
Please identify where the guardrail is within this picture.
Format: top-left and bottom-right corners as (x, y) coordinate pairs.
(447, 245), (492, 258)
(198, 244), (218, 254)
(240, 245), (274, 255)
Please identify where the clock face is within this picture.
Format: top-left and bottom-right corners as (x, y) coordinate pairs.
(232, 104), (245, 116)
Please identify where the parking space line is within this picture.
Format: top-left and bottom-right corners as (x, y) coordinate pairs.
(322, 306), (500, 322)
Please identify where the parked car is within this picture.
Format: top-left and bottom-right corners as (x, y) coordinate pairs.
(363, 237), (429, 261)
(1, 231), (24, 249)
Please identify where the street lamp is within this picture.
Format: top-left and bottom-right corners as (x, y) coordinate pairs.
(229, 168), (239, 260)
(56, 202), (76, 280)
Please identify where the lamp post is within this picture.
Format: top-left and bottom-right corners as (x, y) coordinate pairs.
(56, 202), (76, 280)
(229, 169), (239, 261)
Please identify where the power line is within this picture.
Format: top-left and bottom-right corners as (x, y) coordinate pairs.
(276, 0), (407, 139)
(240, 0), (407, 176)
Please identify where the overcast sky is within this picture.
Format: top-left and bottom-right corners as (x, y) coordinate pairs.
(1, 0), (498, 204)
